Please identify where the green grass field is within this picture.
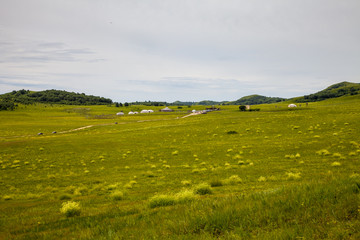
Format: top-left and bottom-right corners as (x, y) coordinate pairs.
(1, 96), (360, 239)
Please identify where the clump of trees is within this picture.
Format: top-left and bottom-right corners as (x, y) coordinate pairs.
(0, 100), (16, 111)
(0, 89), (113, 106)
(239, 105), (260, 112)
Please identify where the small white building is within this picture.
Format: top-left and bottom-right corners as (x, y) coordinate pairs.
(288, 104), (297, 108)
(116, 112), (124, 116)
(128, 111), (134, 115)
(140, 110), (149, 113)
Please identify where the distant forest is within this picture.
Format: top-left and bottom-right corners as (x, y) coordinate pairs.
(0, 89), (112, 110)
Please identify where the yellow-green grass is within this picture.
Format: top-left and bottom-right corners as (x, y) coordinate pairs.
(0, 95), (359, 239)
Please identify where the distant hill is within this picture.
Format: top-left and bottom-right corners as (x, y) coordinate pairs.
(293, 82), (360, 103)
(0, 89), (113, 106)
(228, 94), (286, 105)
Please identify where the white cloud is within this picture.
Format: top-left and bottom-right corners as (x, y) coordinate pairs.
(0, 0), (359, 102)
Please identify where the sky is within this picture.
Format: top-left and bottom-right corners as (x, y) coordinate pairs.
(0, 0), (359, 102)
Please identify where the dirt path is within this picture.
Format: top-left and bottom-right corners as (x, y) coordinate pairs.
(57, 125), (95, 134)
(181, 112), (204, 118)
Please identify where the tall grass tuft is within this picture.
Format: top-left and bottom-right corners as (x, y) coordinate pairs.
(193, 183), (213, 195)
(286, 172), (301, 180)
(111, 190), (124, 201)
(175, 189), (196, 203)
(223, 175), (242, 185)
(210, 179), (223, 187)
(60, 201), (81, 217)
(149, 194), (176, 208)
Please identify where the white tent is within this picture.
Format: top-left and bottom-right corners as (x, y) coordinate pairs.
(140, 110), (149, 113)
(288, 104), (297, 108)
(128, 111), (134, 114)
(192, 109), (197, 113)
(116, 112), (124, 116)
(134, 111), (139, 114)
(148, 110), (154, 113)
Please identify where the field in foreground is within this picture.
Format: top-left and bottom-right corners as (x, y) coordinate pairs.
(0, 96), (360, 239)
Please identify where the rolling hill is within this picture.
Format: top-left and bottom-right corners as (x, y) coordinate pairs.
(0, 89), (113, 106)
(293, 81), (360, 103)
(228, 94), (286, 105)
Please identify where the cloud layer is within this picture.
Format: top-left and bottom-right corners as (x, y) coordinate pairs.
(1, 0), (359, 101)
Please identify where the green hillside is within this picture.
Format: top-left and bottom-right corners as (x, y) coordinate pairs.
(0, 89), (113, 106)
(294, 81), (360, 103)
(229, 94), (286, 105)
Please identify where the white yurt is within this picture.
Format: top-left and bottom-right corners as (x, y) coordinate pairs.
(192, 109), (197, 113)
(140, 110), (149, 113)
(116, 112), (124, 116)
(148, 109), (154, 113)
(134, 111), (139, 114)
(128, 111), (134, 114)
(288, 104), (297, 108)
(160, 107), (173, 112)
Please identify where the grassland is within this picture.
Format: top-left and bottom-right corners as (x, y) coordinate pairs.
(1, 95), (360, 239)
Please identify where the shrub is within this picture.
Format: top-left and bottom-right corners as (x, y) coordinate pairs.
(193, 183), (213, 195)
(60, 201), (81, 217)
(149, 194), (176, 208)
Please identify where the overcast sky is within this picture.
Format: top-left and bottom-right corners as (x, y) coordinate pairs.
(0, 0), (359, 102)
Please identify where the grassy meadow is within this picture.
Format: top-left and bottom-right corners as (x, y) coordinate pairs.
(1, 95), (360, 239)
